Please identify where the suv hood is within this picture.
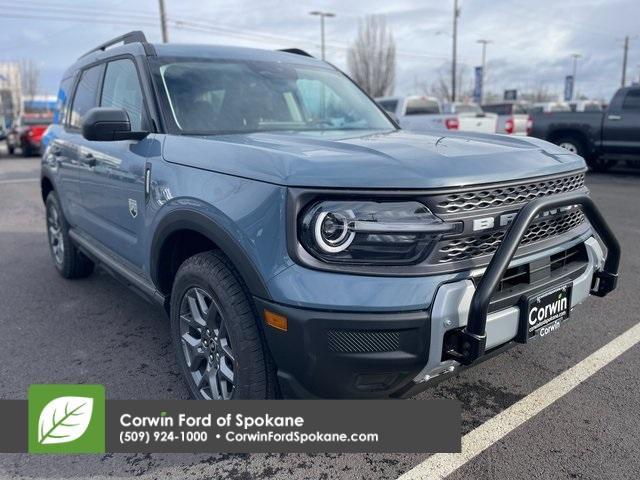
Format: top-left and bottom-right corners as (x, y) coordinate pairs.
(162, 129), (585, 189)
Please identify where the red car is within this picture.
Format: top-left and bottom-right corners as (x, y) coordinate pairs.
(6, 115), (53, 157)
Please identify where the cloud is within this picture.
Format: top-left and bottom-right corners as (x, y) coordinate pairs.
(0, 0), (637, 102)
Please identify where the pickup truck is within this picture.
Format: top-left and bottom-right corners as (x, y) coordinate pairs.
(442, 102), (498, 133)
(376, 95), (459, 132)
(529, 86), (640, 171)
(41, 31), (620, 400)
(482, 101), (531, 135)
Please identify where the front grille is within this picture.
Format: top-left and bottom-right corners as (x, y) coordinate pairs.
(432, 173), (585, 214)
(434, 210), (585, 263)
(327, 330), (400, 353)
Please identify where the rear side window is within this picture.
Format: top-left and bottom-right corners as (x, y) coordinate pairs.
(100, 59), (145, 130)
(622, 90), (640, 111)
(405, 98), (440, 115)
(69, 65), (103, 129)
(54, 76), (74, 125)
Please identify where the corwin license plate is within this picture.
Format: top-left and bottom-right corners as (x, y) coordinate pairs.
(521, 284), (573, 340)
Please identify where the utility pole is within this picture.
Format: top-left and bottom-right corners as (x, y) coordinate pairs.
(571, 53), (581, 100)
(451, 0), (460, 102)
(310, 11), (336, 60)
(477, 39), (491, 103)
(158, 0), (169, 43)
(621, 35), (629, 87)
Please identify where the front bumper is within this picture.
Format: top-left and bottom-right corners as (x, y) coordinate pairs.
(259, 193), (620, 399)
(258, 237), (606, 398)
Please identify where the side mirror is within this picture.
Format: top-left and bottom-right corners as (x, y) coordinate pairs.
(81, 107), (148, 141)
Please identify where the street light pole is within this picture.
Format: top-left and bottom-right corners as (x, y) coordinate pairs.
(309, 11), (336, 60)
(477, 39), (491, 103)
(451, 0), (460, 102)
(571, 53), (581, 100)
(621, 35), (629, 87)
(158, 0), (169, 43)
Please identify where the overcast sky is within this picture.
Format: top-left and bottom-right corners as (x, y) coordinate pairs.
(1, 0), (638, 101)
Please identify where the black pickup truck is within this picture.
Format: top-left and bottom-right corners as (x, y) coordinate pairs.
(529, 86), (640, 171)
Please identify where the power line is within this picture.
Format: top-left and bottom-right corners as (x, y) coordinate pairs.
(0, 5), (458, 62)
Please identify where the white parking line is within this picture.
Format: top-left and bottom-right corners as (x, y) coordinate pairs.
(0, 178), (38, 185)
(398, 321), (640, 480)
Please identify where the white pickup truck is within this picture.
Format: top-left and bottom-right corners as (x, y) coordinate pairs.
(442, 102), (498, 133)
(376, 95), (459, 132)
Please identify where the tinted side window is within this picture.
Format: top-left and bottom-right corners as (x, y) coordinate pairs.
(69, 65), (103, 129)
(54, 76), (74, 125)
(100, 59), (145, 130)
(622, 90), (640, 112)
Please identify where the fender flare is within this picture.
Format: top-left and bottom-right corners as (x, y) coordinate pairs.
(150, 209), (270, 299)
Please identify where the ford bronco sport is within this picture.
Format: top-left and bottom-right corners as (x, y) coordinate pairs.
(41, 32), (620, 400)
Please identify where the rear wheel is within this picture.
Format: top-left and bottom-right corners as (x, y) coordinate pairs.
(45, 192), (95, 279)
(556, 136), (585, 156)
(21, 141), (32, 157)
(555, 136), (615, 172)
(170, 251), (276, 400)
(586, 156), (615, 173)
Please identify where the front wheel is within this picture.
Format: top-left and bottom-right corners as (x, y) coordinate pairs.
(170, 251), (276, 400)
(556, 136), (585, 156)
(587, 156), (616, 173)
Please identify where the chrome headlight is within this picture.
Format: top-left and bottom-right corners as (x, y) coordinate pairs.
(299, 200), (457, 265)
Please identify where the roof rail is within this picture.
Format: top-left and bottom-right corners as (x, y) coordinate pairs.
(79, 31), (155, 59)
(278, 48), (313, 58)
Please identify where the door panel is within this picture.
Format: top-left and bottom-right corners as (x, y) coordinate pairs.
(602, 89), (640, 155)
(79, 58), (150, 268)
(60, 64), (103, 229)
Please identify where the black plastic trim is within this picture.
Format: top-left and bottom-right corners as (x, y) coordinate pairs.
(69, 229), (165, 307)
(149, 209), (270, 298)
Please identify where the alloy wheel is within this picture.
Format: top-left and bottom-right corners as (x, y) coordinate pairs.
(558, 142), (578, 154)
(179, 287), (236, 399)
(47, 205), (64, 265)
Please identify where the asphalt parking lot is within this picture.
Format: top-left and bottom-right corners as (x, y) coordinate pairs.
(1, 150), (639, 479)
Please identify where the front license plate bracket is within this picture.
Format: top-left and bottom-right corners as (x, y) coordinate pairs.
(517, 283), (573, 343)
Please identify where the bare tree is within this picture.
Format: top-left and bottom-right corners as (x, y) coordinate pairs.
(421, 64), (472, 103)
(20, 59), (40, 100)
(520, 84), (556, 103)
(347, 15), (396, 97)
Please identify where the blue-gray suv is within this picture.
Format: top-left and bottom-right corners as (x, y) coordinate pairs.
(41, 32), (620, 400)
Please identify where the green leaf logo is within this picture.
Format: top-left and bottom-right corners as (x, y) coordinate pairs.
(37, 396), (94, 445)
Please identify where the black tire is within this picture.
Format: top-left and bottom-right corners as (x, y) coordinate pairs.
(45, 192), (95, 279)
(21, 142), (32, 157)
(170, 250), (276, 400)
(586, 156), (615, 173)
(555, 136), (615, 173)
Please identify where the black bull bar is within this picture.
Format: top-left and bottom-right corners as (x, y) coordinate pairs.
(444, 191), (620, 365)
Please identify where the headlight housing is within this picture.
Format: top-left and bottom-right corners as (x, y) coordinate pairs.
(299, 200), (456, 265)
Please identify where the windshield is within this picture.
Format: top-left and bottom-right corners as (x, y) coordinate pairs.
(454, 104), (482, 115)
(156, 59), (394, 134)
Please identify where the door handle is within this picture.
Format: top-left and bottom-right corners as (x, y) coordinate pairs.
(607, 114), (622, 121)
(84, 153), (97, 167)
